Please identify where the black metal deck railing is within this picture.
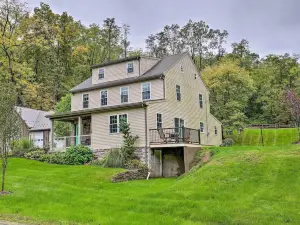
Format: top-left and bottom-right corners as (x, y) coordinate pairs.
(149, 127), (201, 144)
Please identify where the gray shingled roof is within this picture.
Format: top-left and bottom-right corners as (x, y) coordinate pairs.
(16, 106), (52, 131)
(70, 53), (187, 94)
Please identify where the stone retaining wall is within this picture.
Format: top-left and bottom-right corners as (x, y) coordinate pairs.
(93, 147), (148, 164)
(112, 169), (149, 183)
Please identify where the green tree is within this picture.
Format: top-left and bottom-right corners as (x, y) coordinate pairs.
(0, 83), (20, 192)
(54, 94), (72, 137)
(202, 59), (254, 130)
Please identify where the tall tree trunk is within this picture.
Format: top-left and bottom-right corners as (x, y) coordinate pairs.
(1, 157), (7, 192)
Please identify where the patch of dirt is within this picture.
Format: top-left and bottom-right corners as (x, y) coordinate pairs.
(200, 152), (211, 164)
(0, 191), (12, 196)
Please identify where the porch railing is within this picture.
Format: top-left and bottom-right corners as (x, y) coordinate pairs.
(149, 127), (201, 145)
(53, 135), (91, 151)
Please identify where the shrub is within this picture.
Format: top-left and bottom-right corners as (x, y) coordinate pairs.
(24, 150), (45, 160)
(220, 138), (234, 147)
(12, 138), (34, 157)
(124, 159), (146, 170)
(64, 145), (94, 165)
(102, 149), (125, 168)
(40, 152), (67, 164)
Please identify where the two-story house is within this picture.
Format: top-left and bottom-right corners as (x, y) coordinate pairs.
(47, 52), (222, 177)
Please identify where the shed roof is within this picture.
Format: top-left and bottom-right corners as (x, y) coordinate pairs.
(15, 106), (52, 131)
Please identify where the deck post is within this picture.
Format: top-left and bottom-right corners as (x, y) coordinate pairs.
(50, 119), (54, 151)
(78, 116), (82, 145)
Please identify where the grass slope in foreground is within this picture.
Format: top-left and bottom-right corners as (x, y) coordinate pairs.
(227, 128), (299, 146)
(1, 145), (300, 224)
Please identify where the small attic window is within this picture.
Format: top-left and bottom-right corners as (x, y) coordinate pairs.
(195, 74), (197, 79)
(180, 65), (184, 72)
(127, 62), (134, 73)
(99, 68), (104, 79)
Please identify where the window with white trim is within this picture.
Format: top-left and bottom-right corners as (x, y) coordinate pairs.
(109, 114), (128, 134)
(142, 82), (151, 100)
(176, 85), (181, 101)
(200, 122), (205, 133)
(99, 68), (104, 79)
(120, 87), (129, 103)
(127, 62), (134, 73)
(157, 113), (162, 129)
(214, 126), (218, 135)
(83, 94), (89, 108)
(180, 64), (184, 72)
(101, 90), (108, 106)
(199, 94), (203, 108)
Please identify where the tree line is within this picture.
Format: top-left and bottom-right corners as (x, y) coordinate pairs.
(1, 0), (300, 129)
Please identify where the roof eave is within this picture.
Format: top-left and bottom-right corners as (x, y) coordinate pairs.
(90, 56), (141, 69)
(47, 102), (147, 120)
(70, 74), (164, 94)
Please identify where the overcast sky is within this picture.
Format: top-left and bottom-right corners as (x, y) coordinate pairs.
(26, 0), (300, 57)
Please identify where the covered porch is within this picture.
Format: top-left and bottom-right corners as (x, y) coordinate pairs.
(48, 113), (92, 151)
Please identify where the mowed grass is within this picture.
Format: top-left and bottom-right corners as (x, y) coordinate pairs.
(1, 145), (300, 224)
(227, 128), (299, 146)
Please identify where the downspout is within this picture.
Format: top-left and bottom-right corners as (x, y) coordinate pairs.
(144, 103), (150, 171)
(206, 93), (209, 144)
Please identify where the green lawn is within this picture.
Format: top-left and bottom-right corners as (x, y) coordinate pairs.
(227, 128), (299, 146)
(1, 145), (300, 224)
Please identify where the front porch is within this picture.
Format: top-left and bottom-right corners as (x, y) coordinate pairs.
(49, 114), (92, 151)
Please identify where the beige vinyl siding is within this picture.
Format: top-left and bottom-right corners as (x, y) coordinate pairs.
(92, 60), (140, 85)
(71, 79), (164, 111)
(91, 107), (146, 149)
(147, 54), (221, 145)
(140, 57), (160, 74)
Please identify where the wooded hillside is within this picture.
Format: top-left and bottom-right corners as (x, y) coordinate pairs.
(1, 0), (300, 129)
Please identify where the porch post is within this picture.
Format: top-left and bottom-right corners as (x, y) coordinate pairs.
(77, 116), (82, 145)
(50, 119), (54, 151)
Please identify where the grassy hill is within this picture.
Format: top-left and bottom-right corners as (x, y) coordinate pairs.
(227, 128), (299, 146)
(1, 145), (300, 224)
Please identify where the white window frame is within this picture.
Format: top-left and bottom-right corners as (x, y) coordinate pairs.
(127, 62), (134, 74)
(200, 122), (205, 133)
(100, 90), (108, 106)
(120, 86), (129, 103)
(99, 68), (105, 80)
(157, 113), (163, 129)
(141, 82), (151, 101)
(180, 64), (184, 73)
(109, 113), (128, 134)
(82, 93), (89, 109)
(214, 126), (218, 135)
(199, 93), (204, 109)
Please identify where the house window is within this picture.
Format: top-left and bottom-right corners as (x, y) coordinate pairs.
(199, 94), (203, 108)
(180, 65), (183, 72)
(195, 74), (197, 79)
(120, 87), (129, 103)
(176, 85), (181, 101)
(101, 90), (108, 106)
(175, 118), (184, 133)
(157, 113), (162, 129)
(83, 94), (89, 108)
(109, 114), (128, 134)
(99, 68), (104, 79)
(119, 114), (128, 125)
(200, 122), (204, 133)
(127, 62), (134, 73)
(142, 82), (151, 100)
(214, 126), (218, 135)
(109, 115), (118, 134)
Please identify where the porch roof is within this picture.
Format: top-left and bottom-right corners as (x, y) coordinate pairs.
(46, 102), (147, 120)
